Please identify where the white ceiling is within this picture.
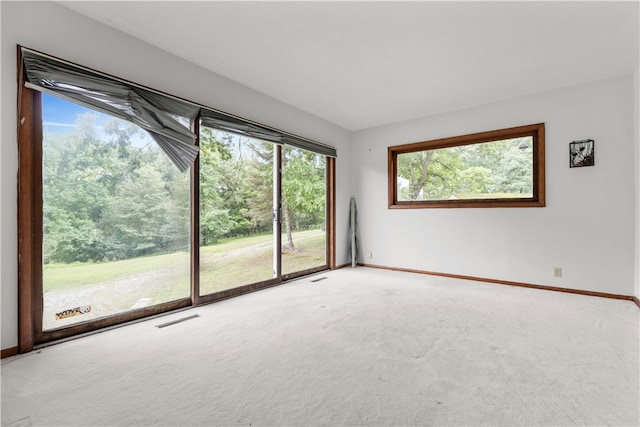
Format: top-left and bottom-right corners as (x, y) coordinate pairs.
(58, 1), (639, 131)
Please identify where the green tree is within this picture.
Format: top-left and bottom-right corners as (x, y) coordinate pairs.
(488, 138), (533, 195)
(102, 164), (175, 258)
(198, 128), (262, 244)
(43, 111), (190, 263)
(215, 134), (253, 237)
(397, 137), (532, 201)
(43, 113), (111, 263)
(397, 150), (434, 200)
(199, 128), (233, 244)
(282, 146), (326, 250)
(456, 166), (494, 195)
(244, 142), (327, 251)
(398, 148), (464, 200)
(245, 140), (274, 235)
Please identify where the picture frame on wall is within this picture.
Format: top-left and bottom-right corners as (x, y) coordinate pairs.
(569, 139), (594, 168)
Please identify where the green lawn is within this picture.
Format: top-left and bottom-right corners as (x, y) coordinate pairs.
(44, 229), (327, 298)
(43, 250), (190, 292)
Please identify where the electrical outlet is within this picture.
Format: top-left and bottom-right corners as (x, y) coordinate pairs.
(366, 251), (373, 259)
(553, 267), (562, 278)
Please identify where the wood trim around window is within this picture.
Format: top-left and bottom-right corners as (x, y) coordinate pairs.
(17, 49), (40, 354)
(388, 123), (545, 209)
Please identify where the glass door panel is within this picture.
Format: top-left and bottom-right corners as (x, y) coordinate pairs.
(199, 127), (275, 296)
(281, 146), (327, 275)
(41, 93), (190, 330)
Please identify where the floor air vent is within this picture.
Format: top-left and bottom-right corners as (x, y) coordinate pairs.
(156, 314), (200, 328)
(310, 277), (327, 283)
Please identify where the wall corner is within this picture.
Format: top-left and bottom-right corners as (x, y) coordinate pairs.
(634, 0), (640, 300)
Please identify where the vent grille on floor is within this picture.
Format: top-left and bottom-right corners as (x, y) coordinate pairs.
(310, 277), (327, 283)
(156, 314), (200, 328)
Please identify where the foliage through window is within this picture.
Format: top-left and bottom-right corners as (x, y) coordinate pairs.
(388, 123), (545, 208)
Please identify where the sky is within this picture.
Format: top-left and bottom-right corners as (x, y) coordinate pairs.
(41, 92), (153, 149)
(42, 92), (93, 132)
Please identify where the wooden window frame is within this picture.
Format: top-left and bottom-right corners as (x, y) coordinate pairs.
(388, 123), (545, 209)
(16, 47), (337, 352)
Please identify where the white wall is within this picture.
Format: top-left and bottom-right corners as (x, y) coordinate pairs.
(0, 1), (352, 350)
(352, 75), (636, 296)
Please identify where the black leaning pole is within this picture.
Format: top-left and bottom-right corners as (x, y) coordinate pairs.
(350, 197), (357, 268)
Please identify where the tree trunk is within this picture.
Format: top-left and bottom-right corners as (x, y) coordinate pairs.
(411, 151), (433, 200)
(284, 204), (295, 251)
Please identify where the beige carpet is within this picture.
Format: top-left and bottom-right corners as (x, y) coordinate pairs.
(2, 267), (639, 426)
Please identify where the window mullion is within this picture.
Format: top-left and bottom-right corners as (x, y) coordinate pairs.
(273, 145), (282, 279)
(191, 116), (201, 305)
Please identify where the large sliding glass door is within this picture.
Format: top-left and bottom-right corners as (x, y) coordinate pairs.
(41, 93), (190, 331)
(198, 128), (329, 298)
(38, 99), (330, 335)
(281, 146), (327, 277)
(18, 47), (335, 350)
(198, 127), (276, 296)
(39, 97), (331, 333)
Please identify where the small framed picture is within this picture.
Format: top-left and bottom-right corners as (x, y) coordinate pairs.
(570, 139), (594, 168)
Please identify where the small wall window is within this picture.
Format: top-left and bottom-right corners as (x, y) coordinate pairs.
(388, 123), (545, 208)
